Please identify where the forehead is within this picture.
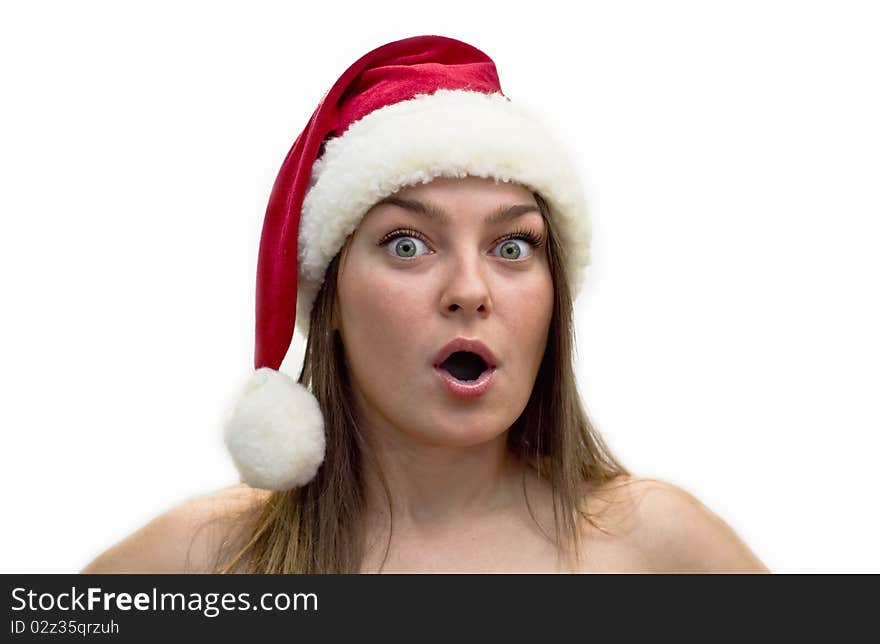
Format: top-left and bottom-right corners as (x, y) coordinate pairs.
(395, 175), (536, 203)
(362, 176), (542, 225)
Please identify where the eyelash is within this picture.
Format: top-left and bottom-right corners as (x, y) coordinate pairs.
(377, 227), (547, 258)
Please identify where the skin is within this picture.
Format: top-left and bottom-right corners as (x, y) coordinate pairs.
(333, 176), (553, 537)
(81, 176), (770, 573)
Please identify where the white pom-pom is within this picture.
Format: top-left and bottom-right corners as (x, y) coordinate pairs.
(223, 367), (326, 490)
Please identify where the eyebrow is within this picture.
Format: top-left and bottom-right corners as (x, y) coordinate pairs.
(374, 196), (543, 225)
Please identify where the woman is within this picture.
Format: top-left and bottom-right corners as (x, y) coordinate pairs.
(82, 36), (768, 573)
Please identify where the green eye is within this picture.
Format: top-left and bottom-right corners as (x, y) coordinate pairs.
(498, 240), (523, 260)
(382, 234), (429, 258)
(379, 228), (543, 261)
(394, 238), (418, 257)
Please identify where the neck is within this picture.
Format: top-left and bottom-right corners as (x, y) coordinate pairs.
(360, 427), (526, 536)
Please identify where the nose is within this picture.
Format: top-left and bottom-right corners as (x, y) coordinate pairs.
(438, 251), (493, 320)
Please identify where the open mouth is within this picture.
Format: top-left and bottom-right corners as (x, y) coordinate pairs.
(437, 351), (490, 382)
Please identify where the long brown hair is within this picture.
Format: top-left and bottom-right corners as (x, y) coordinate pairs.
(217, 191), (630, 573)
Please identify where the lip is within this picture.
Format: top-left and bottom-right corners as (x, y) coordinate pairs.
(434, 365), (496, 398)
(432, 338), (498, 369)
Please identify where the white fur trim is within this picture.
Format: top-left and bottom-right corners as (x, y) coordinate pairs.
(295, 89), (591, 339)
(223, 367), (325, 490)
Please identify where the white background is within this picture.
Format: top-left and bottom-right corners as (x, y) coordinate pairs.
(2, 0), (877, 573)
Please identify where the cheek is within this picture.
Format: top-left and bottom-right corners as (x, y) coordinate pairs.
(497, 271), (554, 348)
(338, 270), (427, 370)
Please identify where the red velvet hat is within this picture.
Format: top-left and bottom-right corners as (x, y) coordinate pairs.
(224, 35), (591, 490)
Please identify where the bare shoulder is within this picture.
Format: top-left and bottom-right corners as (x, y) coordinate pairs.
(583, 476), (770, 573)
(81, 484), (270, 574)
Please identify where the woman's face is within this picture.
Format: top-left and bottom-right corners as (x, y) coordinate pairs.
(334, 176), (554, 448)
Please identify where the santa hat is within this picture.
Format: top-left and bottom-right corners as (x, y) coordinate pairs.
(223, 35), (591, 490)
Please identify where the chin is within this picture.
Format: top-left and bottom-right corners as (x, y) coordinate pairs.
(410, 418), (510, 449)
